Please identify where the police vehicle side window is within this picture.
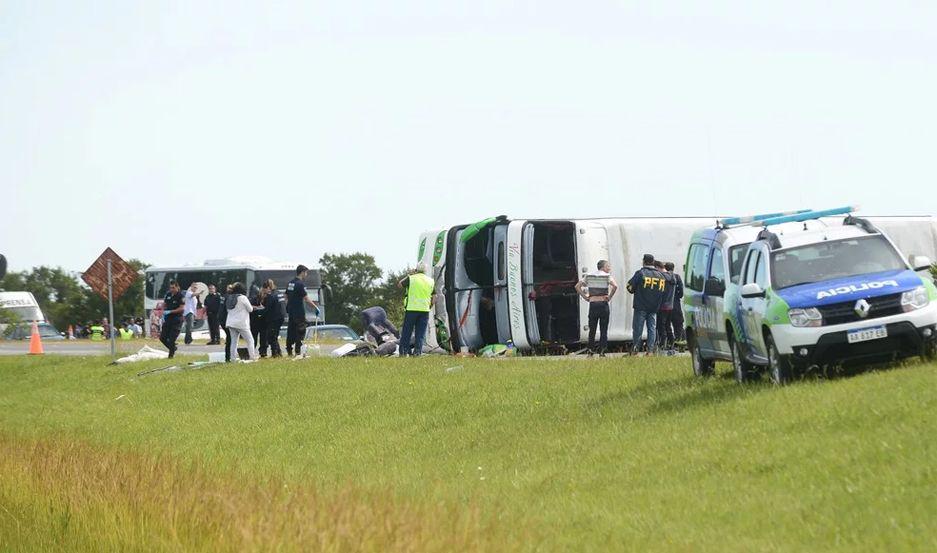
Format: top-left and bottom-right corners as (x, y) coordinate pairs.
(743, 251), (759, 285)
(754, 251), (768, 288)
(708, 248), (726, 288)
(686, 244), (708, 292)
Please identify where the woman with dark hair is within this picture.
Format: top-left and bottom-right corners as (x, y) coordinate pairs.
(260, 279), (284, 358)
(224, 282), (263, 361)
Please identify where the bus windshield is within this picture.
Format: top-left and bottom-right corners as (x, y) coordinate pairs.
(145, 269), (249, 299)
(771, 235), (906, 290)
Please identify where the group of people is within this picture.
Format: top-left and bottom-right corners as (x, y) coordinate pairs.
(576, 253), (684, 356)
(159, 264), (319, 361)
(70, 318), (144, 340)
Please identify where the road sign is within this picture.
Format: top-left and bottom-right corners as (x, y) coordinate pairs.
(82, 248), (136, 300)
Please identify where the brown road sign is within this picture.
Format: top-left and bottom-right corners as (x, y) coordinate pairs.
(82, 248), (136, 300)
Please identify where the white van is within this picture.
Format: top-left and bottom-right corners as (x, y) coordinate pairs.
(0, 291), (46, 331)
(417, 216), (713, 353)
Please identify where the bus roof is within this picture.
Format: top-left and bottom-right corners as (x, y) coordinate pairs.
(145, 256), (319, 273)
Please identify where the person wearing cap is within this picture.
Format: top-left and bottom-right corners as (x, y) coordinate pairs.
(396, 263), (435, 356)
(285, 264), (320, 357)
(575, 259), (619, 357)
(627, 254), (667, 355)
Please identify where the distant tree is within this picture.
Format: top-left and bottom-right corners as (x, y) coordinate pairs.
(0, 259), (149, 330)
(372, 267), (411, 328)
(319, 253), (383, 332)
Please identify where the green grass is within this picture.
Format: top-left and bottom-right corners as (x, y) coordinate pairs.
(1, 354), (936, 551)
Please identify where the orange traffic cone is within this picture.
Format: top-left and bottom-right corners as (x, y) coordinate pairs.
(28, 322), (44, 355)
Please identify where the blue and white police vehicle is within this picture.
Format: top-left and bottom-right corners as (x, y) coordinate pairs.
(684, 208), (937, 382)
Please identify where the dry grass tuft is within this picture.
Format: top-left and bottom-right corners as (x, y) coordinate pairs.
(0, 433), (528, 552)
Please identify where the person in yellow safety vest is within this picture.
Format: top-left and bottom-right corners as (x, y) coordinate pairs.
(90, 323), (105, 341)
(119, 325), (133, 340)
(396, 263), (435, 356)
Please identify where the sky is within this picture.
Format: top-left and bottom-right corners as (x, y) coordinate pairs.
(2, 1), (936, 274)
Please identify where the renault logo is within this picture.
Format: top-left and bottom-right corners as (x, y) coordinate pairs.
(855, 298), (871, 318)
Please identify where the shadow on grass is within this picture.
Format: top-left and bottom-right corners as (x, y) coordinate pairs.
(590, 369), (773, 417)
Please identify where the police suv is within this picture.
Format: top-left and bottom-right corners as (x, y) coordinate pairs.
(684, 207), (937, 383)
(731, 213), (936, 382)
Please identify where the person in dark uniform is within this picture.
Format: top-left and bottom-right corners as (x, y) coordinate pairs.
(260, 279), (284, 358)
(159, 279), (186, 358)
(665, 262), (686, 347)
(654, 260), (676, 354)
(286, 264), (319, 357)
(204, 284), (222, 345)
(248, 284), (265, 356)
(627, 254), (667, 355)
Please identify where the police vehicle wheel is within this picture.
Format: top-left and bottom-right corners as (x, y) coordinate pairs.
(923, 338), (937, 362)
(766, 334), (793, 385)
(689, 334), (714, 377)
(731, 337), (756, 383)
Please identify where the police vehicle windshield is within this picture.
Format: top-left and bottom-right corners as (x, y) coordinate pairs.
(771, 235), (906, 290)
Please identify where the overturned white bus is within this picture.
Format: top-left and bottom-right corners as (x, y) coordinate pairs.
(417, 215), (937, 354)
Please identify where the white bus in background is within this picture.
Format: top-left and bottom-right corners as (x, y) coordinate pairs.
(417, 215), (937, 354)
(0, 291), (46, 332)
(143, 256), (325, 337)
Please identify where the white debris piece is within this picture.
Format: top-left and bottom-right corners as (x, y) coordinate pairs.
(115, 345), (169, 364)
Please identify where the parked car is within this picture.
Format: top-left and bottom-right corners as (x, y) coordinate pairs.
(731, 216), (935, 383)
(3, 322), (65, 341)
(278, 324), (360, 343)
(683, 207), (937, 380)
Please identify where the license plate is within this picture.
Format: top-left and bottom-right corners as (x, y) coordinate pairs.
(847, 325), (888, 344)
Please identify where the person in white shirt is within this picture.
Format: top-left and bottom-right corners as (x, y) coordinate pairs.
(183, 283), (199, 345)
(224, 282), (264, 361)
(574, 260), (619, 357)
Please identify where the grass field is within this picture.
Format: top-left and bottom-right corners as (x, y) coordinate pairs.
(1, 353), (935, 552)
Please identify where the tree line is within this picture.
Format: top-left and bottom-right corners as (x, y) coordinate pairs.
(0, 253), (410, 334)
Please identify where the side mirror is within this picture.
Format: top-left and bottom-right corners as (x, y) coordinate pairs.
(910, 255), (932, 272)
(741, 283), (766, 299)
(704, 279), (725, 297)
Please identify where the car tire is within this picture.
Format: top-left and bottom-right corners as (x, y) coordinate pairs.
(766, 334), (793, 385)
(689, 333), (714, 377)
(731, 337), (756, 383)
(923, 338), (937, 362)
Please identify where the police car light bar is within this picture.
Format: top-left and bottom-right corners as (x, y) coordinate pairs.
(717, 210), (811, 228)
(751, 206), (857, 227)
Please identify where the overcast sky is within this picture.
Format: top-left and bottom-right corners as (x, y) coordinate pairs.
(2, 1), (935, 274)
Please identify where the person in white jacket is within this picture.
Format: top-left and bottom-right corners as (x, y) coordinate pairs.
(224, 282), (264, 361)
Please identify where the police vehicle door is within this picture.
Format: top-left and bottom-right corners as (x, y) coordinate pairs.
(702, 246), (730, 355)
(739, 246), (770, 360)
(685, 243), (715, 353)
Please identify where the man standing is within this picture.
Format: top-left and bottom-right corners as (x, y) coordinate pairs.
(397, 263), (435, 357)
(654, 261), (677, 355)
(627, 254), (666, 355)
(665, 262), (686, 348)
(575, 260), (618, 357)
(204, 284), (222, 345)
(182, 283), (199, 345)
(285, 265), (319, 357)
(160, 279), (186, 358)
